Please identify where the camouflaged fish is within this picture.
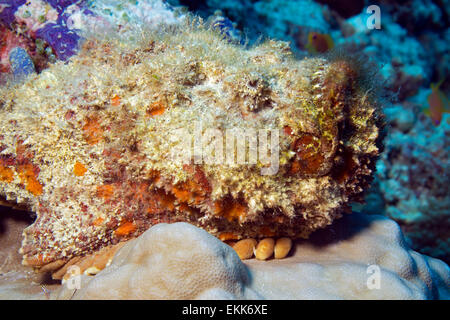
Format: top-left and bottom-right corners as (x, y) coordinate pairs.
(0, 22), (384, 277)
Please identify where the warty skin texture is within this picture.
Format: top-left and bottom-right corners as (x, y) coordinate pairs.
(0, 21), (384, 274)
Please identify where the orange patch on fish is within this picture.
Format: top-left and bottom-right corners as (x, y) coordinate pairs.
(214, 200), (247, 222)
(283, 125), (293, 136)
(178, 202), (195, 214)
(96, 184), (115, 200)
(23, 253), (54, 267)
(172, 185), (191, 203)
(111, 95), (121, 106)
(0, 165), (14, 183)
(146, 101), (166, 117)
(289, 135), (324, 175)
(115, 221), (136, 237)
(92, 217), (104, 226)
(82, 117), (103, 145)
(155, 189), (176, 211)
(172, 181), (205, 204)
(219, 232), (239, 241)
(18, 164), (43, 196)
(26, 179), (43, 196)
(73, 162), (87, 176)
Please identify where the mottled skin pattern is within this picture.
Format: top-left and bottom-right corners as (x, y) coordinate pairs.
(0, 22), (384, 275)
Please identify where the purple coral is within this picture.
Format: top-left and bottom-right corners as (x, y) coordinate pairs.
(0, 0), (26, 26)
(0, 0), (95, 65)
(35, 23), (81, 61)
(46, 0), (83, 12)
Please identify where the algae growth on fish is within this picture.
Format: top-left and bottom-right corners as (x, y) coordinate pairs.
(0, 19), (384, 277)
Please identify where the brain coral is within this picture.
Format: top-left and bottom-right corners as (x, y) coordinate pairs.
(55, 214), (449, 300)
(57, 222), (254, 299)
(0, 20), (384, 274)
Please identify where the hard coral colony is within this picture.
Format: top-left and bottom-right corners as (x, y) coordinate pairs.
(0, 20), (383, 277)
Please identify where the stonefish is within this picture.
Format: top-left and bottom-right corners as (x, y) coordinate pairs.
(0, 22), (384, 277)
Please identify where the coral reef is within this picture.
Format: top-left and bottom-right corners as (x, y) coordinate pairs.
(57, 222), (254, 299)
(0, 0), (92, 77)
(372, 92), (450, 263)
(333, 0), (450, 266)
(0, 15), (383, 276)
(0, 0), (185, 82)
(54, 213), (450, 300)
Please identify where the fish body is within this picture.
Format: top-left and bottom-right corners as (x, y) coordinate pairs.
(425, 80), (449, 126)
(0, 24), (383, 276)
(306, 32), (334, 54)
